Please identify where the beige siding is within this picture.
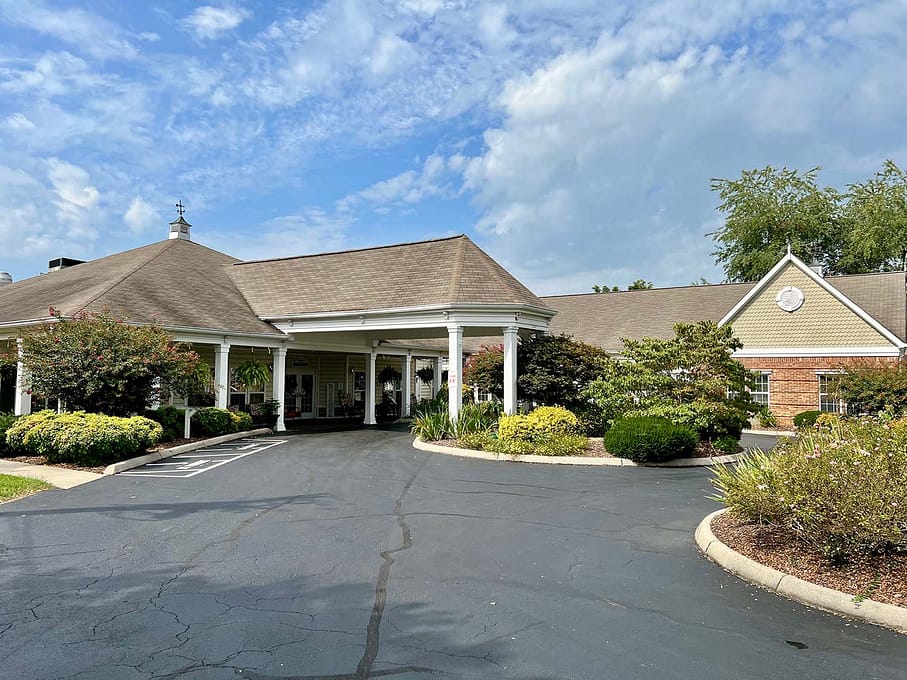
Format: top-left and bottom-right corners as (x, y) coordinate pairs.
(729, 263), (895, 348)
(317, 353), (346, 417)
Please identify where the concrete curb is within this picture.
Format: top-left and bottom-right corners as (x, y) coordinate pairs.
(742, 428), (797, 437)
(695, 509), (907, 634)
(412, 438), (748, 467)
(103, 428), (273, 475)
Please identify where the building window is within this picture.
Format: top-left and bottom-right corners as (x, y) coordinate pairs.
(750, 372), (770, 407)
(818, 373), (842, 413)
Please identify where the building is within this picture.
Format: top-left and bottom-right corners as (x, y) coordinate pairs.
(1, 217), (904, 429)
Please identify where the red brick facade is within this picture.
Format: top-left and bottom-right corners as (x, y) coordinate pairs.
(738, 356), (901, 427)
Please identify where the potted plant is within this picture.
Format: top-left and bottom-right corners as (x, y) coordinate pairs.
(252, 398), (281, 428)
(233, 360), (271, 394)
(416, 366), (434, 386)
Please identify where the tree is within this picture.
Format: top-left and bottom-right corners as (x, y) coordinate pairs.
(463, 334), (609, 411)
(710, 165), (846, 281)
(5, 310), (205, 416)
(842, 160), (907, 272)
(592, 284), (619, 293)
(627, 279), (653, 290)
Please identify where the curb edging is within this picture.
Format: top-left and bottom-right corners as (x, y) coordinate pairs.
(412, 438), (748, 467)
(695, 508), (907, 634)
(103, 428), (273, 475)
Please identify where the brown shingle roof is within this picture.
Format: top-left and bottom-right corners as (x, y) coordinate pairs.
(228, 235), (548, 317)
(542, 271), (907, 352)
(0, 239), (283, 336)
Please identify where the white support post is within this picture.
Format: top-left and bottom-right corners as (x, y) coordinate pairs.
(214, 343), (230, 409)
(272, 346), (287, 432)
(402, 352), (412, 418)
(365, 350), (377, 425)
(448, 325), (463, 423)
(432, 357), (442, 398)
(503, 326), (519, 415)
(14, 339), (31, 416)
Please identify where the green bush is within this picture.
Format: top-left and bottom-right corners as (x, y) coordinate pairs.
(231, 410), (253, 432)
(793, 410), (822, 430)
(458, 430), (587, 457)
(604, 416), (697, 462)
(574, 405), (608, 437)
(411, 410), (451, 441)
(191, 407), (240, 436)
(0, 413), (18, 456)
(411, 402), (500, 441)
(629, 400), (748, 441)
(713, 435), (741, 455)
(757, 410), (778, 428)
(498, 406), (578, 441)
(4, 410), (162, 466)
(145, 405), (185, 442)
(711, 417), (907, 561)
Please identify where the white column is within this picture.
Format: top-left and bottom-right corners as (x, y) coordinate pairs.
(272, 346), (287, 432)
(433, 357), (442, 397)
(503, 326), (518, 415)
(402, 352), (412, 417)
(364, 350), (377, 425)
(214, 342), (230, 409)
(14, 339), (31, 416)
(447, 325), (463, 422)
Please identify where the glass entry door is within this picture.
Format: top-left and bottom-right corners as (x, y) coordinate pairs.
(285, 371), (316, 420)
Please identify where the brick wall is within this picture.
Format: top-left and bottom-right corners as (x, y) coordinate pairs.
(739, 355), (900, 427)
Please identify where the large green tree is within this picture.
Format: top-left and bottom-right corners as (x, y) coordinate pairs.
(842, 160), (907, 272)
(710, 166), (846, 282)
(4, 310), (205, 416)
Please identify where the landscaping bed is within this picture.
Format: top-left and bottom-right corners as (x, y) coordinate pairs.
(711, 511), (906, 609)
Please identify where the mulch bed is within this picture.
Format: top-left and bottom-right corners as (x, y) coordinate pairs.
(711, 511), (907, 608)
(435, 438), (740, 460)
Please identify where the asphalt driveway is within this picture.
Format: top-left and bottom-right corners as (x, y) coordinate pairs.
(1, 427), (904, 679)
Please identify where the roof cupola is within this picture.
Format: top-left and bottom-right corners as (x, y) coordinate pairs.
(169, 200), (191, 241)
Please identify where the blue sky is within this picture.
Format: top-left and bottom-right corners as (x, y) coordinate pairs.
(1, 1), (905, 295)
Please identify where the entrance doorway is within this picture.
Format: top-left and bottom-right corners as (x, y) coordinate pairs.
(285, 371), (315, 420)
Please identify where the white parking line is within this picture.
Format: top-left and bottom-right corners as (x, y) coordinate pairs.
(121, 439), (287, 478)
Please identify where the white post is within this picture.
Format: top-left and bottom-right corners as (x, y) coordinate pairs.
(432, 357), (442, 397)
(448, 325), (463, 423)
(503, 326), (518, 415)
(402, 352), (412, 417)
(14, 339), (31, 416)
(364, 350), (377, 425)
(272, 346), (287, 432)
(214, 342), (230, 409)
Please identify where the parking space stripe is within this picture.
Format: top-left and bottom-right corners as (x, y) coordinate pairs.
(121, 439), (287, 478)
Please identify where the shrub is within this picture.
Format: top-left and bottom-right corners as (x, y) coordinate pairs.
(230, 411), (253, 432)
(713, 435), (741, 455)
(793, 410), (822, 430)
(146, 405), (185, 442)
(411, 411), (451, 441)
(459, 430), (587, 457)
(191, 407), (236, 436)
(711, 417), (907, 561)
(629, 400), (748, 441)
(836, 362), (907, 416)
(604, 416), (697, 462)
(499, 406), (578, 441)
(574, 404), (608, 437)
(0, 413), (18, 456)
(412, 402), (500, 441)
(757, 410), (778, 428)
(4, 411), (162, 466)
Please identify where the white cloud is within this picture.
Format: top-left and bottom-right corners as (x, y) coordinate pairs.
(46, 158), (100, 236)
(123, 196), (159, 233)
(346, 153), (455, 209)
(3, 112), (34, 131)
(182, 5), (250, 40)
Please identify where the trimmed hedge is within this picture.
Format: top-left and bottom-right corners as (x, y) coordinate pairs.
(4, 410), (162, 466)
(190, 407), (253, 437)
(145, 405), (185, 442)
(604, 416), (697, 462)
(793, 410), (822, 430)
(498, 406), (578, 441)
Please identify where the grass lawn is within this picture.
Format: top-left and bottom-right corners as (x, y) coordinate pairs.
(0, 474), (53, 502)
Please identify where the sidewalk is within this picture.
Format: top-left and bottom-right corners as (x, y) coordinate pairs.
(0, 459), (102, 489)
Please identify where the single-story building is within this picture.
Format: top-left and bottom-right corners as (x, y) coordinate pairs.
(1, 215), (904, 428)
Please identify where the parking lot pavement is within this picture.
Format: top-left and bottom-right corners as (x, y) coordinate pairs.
(121, 438), (287, 478)
(0, 427), (905, 680)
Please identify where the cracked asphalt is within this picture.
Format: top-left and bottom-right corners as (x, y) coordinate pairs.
(1, 426), (905, 680)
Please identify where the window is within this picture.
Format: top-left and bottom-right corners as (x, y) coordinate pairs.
(750, 372), (770, 407)
(818, 373), (842, 413)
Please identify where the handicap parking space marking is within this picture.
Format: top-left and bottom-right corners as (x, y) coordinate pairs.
(121, 439), (287, 478)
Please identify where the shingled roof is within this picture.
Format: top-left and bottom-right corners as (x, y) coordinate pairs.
(0, 239), (283, 336)
(543, 271), (907, 352)
(228, 235), (549, 318)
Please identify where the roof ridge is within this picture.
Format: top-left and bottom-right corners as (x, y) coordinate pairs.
(541, 281), (754, 299)
(233, 234), (467, 266)
(76, 240), (176, 314)
(448, 236), (467, 301)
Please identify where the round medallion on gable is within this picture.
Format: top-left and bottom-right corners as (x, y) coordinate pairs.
(775, 286), (804, 312)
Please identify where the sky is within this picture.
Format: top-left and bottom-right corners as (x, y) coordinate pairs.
(1, 0), (905, 296)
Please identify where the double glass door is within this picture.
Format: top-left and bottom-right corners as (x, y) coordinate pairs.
(285, 371), (315, 420)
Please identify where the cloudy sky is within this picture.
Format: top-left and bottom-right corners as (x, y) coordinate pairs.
(1, 0), (905, 295)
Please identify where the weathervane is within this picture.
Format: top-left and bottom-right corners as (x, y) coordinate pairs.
(175, 200), (186, 218)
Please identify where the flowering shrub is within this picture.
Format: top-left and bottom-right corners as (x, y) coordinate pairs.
(498, 406), (578, 441)
(711, 417), (907, 561)
(4, 410), (162, 465)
